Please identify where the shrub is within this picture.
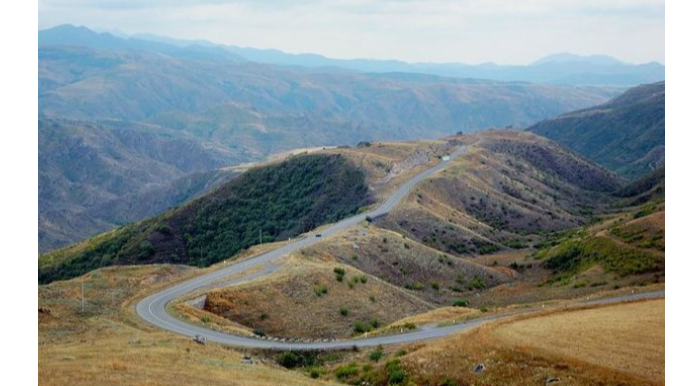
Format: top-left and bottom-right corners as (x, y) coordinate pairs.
(407, 282), (424, 291)
(313, 284), (328, 297)
(430, 280), (440, 290)
(386, 359), (406, 385)
(339, 307), (349, 316)
(277, 352), (299, 368)
(253, 329), (266, 337)
(452, 299), (469, 307)
(200, 315), (211, 324)
(334, 267), (346, 282)
(369, 348), (384, 362)
(353, 319), (380, 334)
(277, 351), (321, 369)
(335, 363), (359, 381)
(466, 276), (486, 290)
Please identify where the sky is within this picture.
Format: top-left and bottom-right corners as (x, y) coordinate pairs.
(37, 0), (665, 65)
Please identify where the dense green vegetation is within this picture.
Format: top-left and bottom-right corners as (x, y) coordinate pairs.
(538, 236), (662, 278)
(181, 154), (369, 265)
(39, 154), (370, 283)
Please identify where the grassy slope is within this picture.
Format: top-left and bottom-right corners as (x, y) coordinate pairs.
(39, 265), (337, 386)
(528, 81), (665, 179)
(378, 130), (621, 258)
(534, 201), (665, 284)
(203, 255), (434, 339)
(39, 153), (371, 283)
(297, 298), (663, 386)
(302, 225), (512, 305)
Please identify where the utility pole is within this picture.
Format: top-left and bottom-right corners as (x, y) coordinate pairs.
(81, 277), (85, 313)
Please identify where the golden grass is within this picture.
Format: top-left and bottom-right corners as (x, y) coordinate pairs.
(381, 307), (480, 333)
(493, 299), (665, 384)
(203, 255), (433, 339)
(395, 300), (664, 386)
(39, 265), (337, 386)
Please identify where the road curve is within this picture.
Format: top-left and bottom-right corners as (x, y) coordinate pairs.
(136, 147), (664, 350)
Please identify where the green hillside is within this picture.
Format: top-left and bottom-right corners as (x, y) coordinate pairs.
(39, 154), (370, 283)
(528, 82), (664, 179)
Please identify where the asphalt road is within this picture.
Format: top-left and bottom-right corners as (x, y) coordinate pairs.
(136, 146), (664, 350)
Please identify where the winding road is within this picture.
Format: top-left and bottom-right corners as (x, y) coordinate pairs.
(136, 146), (664, 350)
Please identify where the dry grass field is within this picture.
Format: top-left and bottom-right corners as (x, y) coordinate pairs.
(494, 299), (665, 384)
(203, 255), (434, 339)
(381, 299), (665, 386)
(38, 265), (338, 386)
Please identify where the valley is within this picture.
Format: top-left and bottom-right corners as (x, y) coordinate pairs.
(36, 24), (666, 386)
(40, 128), (664, 385)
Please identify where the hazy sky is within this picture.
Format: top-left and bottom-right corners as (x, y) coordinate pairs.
(38, 0), (665, 65)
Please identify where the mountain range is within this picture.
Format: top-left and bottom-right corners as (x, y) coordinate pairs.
(38, 26), (630, 252)
(40, 24), (665, 86)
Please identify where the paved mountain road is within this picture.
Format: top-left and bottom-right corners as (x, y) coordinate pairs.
(136, 146), (664, 350)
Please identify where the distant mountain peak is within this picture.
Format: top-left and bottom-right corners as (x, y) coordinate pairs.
(531, 52), (626, 66)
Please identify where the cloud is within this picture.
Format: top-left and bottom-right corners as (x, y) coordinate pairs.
(38, 0), (665, 64)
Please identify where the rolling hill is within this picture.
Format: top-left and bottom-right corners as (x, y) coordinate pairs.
(528, 82), (665, 179)
(39, 131), (621, 285)
(377, 130), (622, 258)
(39, 153), (371, 283)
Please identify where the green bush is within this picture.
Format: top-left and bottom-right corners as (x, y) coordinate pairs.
(339, 307), (349, 316)
(313, 284), (328, 297)
(277, 352), (299, 369)
(466, 276), (486, 290)
(353, 319), (380, 334)
(385, 359), (406, 385)
(334, 363), (359, 380)
(369, 348), (384, 362)
(452, 299), (469, 307)
(277, 351), (321, 369)
(406, 282), (424, 291)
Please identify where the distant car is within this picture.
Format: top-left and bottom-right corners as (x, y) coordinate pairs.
(315, 234), (322, 237)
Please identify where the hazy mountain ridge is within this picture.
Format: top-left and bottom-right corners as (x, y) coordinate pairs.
(40, 25), (662, 86)
(38, 47), (616, 143)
